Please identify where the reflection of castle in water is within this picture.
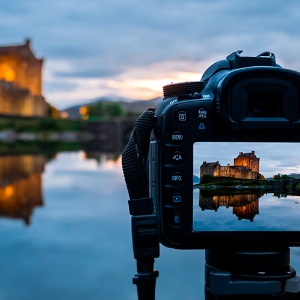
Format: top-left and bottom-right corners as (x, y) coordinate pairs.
(199, 193), (259, 222)
(200, 151), (260, 180)
(0, 155), (45, 225)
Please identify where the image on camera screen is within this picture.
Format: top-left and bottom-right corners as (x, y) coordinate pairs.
(193, 142), (300, 231)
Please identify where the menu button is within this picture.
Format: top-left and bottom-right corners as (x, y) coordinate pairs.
(171, 131), (184, 143)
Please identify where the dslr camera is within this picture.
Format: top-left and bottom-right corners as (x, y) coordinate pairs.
(150, 50), (300, 250)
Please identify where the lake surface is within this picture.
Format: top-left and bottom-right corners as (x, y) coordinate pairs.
(193, 189), (300, 231)
(1, 150), (300, 299)
(0, 150), (204, 300)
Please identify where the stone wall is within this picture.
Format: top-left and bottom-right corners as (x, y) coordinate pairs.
(0, 80), (48, 117)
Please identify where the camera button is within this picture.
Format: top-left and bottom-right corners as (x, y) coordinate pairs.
(197, 107), (208, 120)
(171, 131), (184, 143)
(171, 172), (183, 185)
(171, 151), (183, 164)
(176, 111), (188, 123)
(172, 193), (182, 204)
(171, 213), (183, 227)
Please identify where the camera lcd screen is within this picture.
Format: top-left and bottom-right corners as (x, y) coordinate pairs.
(193, 142), (300, 231)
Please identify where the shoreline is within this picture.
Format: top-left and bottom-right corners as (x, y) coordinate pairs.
(0, 129), (95, 142)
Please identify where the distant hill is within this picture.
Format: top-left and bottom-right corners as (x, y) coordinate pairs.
(62, 97), (162, 119)
(194, 175), (200, 184)
(289, 174), (300, 179)
(119, 97), (162, 113)
(266, 174), (300, 181)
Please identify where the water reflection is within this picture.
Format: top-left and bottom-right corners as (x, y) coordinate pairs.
(0, 154), (45, 225)
(0, 149), (121, 226)
(194, 187), (300, 231)
(199, 192), (260, 222)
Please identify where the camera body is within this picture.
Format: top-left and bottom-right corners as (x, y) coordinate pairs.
(150, 51), (300, 249)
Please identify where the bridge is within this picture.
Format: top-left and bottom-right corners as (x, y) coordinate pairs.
(82, 118), (136, 154)
(271, 178), (300, 195)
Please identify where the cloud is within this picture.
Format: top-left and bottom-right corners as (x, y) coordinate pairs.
(194, 142), (300, 178)
(1, 0), (300, 107)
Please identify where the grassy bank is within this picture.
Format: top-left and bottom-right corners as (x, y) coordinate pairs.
(198, 175), (269, 187)
(0, 140), (82, 156)
(0, 115), (84, 133)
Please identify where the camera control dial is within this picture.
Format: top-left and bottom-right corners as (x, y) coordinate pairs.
(163, 81), (204, 98)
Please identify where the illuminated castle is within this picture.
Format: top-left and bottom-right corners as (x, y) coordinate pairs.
(200, 151), (260, 180)
(0, 155), (45, 225)
(0, 39), (48, 117)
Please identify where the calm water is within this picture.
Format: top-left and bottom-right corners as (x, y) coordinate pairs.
(0, 151), (204, 300)
(193, 189), (300, 231)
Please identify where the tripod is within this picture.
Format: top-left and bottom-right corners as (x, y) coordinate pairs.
(205, 247), (300, 299)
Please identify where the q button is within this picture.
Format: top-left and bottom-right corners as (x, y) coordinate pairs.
(171, 151), (183, 164)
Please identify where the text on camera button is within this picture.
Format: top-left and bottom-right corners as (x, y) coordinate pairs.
(171, 172), (183, 184)
(197, 107), (208, 120)
(171, 131), (184, 143)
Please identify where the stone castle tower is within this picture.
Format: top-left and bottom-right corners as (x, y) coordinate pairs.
(0, 39), (48, 117)
(0, 39), (43, 96)
(234, 151), (260, 173)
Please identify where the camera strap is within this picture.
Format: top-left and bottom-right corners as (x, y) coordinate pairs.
(122, 108), (160, 300)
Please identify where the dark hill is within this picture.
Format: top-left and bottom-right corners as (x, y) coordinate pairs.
(62, 97), (162, 119)
(289, 173), (300, 179)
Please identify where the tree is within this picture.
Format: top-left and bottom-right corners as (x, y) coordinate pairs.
(273, 173), (291, 180)
(105, 102), (123, 117)
(87, 102), (124, 120)
(201, 174), (214, 184)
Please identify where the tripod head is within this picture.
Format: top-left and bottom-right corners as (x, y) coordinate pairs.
(205, 247), (300, 299)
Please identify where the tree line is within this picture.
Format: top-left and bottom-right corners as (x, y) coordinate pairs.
(85, 102), (139, 121)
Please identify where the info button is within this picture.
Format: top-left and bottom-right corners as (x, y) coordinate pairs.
(171, 131), (184, 144)
(171, 172), (183, 185)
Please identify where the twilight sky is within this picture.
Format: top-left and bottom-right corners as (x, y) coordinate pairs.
(1, 0), (300, 109)
(193, 142), (300, 178)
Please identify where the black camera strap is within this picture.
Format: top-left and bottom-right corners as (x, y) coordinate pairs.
(122, 108), (160, 300)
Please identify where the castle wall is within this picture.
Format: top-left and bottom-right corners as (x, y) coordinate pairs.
(0, 40), (46, 117)
(0, 80), (48, 117)
(15, 57), (42, 96)
(219, 166), (257, 179)
(200, 162), (220, 178)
